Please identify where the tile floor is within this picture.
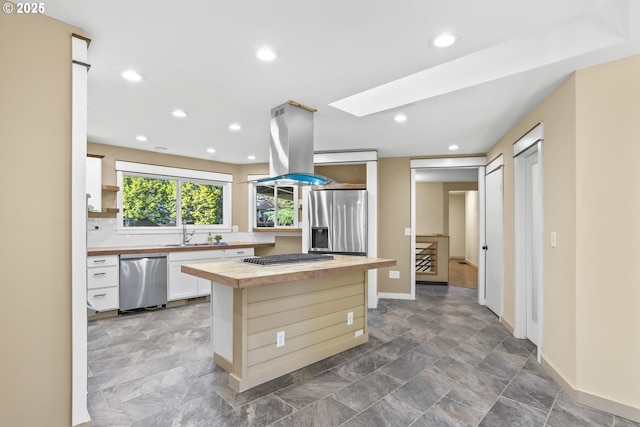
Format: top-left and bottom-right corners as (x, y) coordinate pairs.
(87, 285), (639, 426)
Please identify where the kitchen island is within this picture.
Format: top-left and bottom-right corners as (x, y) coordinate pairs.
(182, 254), (396, 392)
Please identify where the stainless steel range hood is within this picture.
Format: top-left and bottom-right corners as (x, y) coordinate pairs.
(255, 101), (333, 186)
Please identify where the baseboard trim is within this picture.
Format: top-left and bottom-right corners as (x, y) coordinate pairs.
(541, 357), (640, 423)
(378, 292), (413, 300)
(501, 317), (515, 335)
(464, 259), (479, 269)
(214, 352), (233, 373)
(541, 357), (576, 400)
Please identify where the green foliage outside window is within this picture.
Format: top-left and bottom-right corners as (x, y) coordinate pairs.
(181, 181), (223, 225)
(122, 175), (224, 227)
(123, 176), (177, 226)
(262, 201), (294, 226)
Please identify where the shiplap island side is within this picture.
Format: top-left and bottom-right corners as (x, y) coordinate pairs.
(181, 254), (396, 392)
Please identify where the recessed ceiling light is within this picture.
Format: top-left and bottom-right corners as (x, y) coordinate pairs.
(171, 109), (188, 118)
(206, 147), (216, 154)
(136, 135), (148, 142)
(256, 47), (277, 61)
(154, 146), (168, 151)
(394, 114), (408, 123)
(247, 155), (256, 160)
(121, 70), (144, 82)
(448, 144), (459, 151)
(228, 123), (242, 131)
(431, 32), (458, 48)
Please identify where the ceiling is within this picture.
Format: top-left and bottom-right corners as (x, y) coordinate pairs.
(45, 0), (640, 165)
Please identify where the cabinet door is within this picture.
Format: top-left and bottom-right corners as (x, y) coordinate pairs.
(168, 262), (197, 300)
(197, 276), (211, 297)
(196, 258), (224, 296)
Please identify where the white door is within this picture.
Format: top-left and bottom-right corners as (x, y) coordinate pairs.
(525, 148), (542, 345)
(485, 167), (503, 316)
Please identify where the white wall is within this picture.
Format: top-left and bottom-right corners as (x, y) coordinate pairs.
(448, 193), (466, 257)
(465, 191), (479, 267)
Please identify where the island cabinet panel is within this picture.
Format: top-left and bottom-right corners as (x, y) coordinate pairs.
(226, 271), (368, 392)
(186, 254), (397, 392)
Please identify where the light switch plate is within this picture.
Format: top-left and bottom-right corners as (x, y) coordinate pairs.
(347, 311), (354, 326)
(276, 331), (285, 347)
(551, 232), (557, 248)
(389, 270), (400, 279)
(404, 228), (411, 236)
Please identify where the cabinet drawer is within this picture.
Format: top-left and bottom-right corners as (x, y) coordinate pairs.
(87, 255), (118, 268)
(225, 248), (254, 258)
(87, 266), (118, 289)
(88, 287), (118, 311)
(168, 250), (224, 262)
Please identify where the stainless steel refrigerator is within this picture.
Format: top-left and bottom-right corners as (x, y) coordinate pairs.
(308, 189), (367, 255)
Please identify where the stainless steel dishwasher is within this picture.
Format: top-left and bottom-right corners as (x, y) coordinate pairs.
(119, 253), (167, 311)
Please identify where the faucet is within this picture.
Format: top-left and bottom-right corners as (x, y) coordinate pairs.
(182, 219), (195, 244)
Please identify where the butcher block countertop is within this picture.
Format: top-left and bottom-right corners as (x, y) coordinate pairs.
(87, 242), (275, 256)
(181, 254), (396, 289)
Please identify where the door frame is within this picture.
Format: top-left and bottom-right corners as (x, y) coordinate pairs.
(410, 157), (486, 302)
(513, 123), (544, 359)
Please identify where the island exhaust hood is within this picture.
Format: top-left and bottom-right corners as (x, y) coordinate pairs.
(254, 101), (332, 186)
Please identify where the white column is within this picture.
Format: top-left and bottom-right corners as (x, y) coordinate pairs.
(71, 34), (91, 426)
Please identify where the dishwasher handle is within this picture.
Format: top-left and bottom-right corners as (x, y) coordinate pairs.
(120, 253), (167, 260)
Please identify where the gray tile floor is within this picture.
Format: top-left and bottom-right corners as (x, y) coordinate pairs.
(87, 285), (639, 426)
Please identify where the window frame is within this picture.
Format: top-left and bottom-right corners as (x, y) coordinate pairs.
(115, 161), (232, 234)
(248, 174), (300, 231)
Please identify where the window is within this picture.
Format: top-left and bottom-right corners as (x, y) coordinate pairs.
(256, 185), (296, 227)
(116, 161), (232, 231)
(249, 175), (299, 229)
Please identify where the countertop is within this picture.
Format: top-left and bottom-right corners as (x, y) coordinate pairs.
(87, 242), (275, 256)
(181, 254), (396, 289)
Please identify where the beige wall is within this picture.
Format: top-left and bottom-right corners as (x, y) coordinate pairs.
(87, 143), (270, 232)
(448, 193), (466, 258)
(378, 158), (412, 293)
(0, 12), (79, 427)
(315, 164), (366, 184)
(465, 191), (479, 267)
(254, 236), (303, 257)
(574, 56), (640, 410)
(416, 182), (444, 235)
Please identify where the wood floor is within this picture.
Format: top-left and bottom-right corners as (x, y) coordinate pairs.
(448, 259), (478, 289)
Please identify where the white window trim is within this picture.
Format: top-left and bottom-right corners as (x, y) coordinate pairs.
(116, 162), (232, 234)
(248, 174), (300, 230)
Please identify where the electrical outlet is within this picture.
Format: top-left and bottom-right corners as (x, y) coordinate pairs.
(276, 331), (285, 347)
(551, 232), (557, 248)
(389, 270), (400, 279)
(232, 225), (239, 232)
(404, 228), (411, 236)
(355, 329), (364, 338)
(347, 311), (354, 326)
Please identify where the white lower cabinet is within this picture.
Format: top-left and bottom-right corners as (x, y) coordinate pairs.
(168, 250), (223, 301)
(167, 248), (254, 301)
(87, 255), (119, 312)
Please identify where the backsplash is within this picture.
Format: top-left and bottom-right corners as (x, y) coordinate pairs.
(87, 218), (279, 248)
